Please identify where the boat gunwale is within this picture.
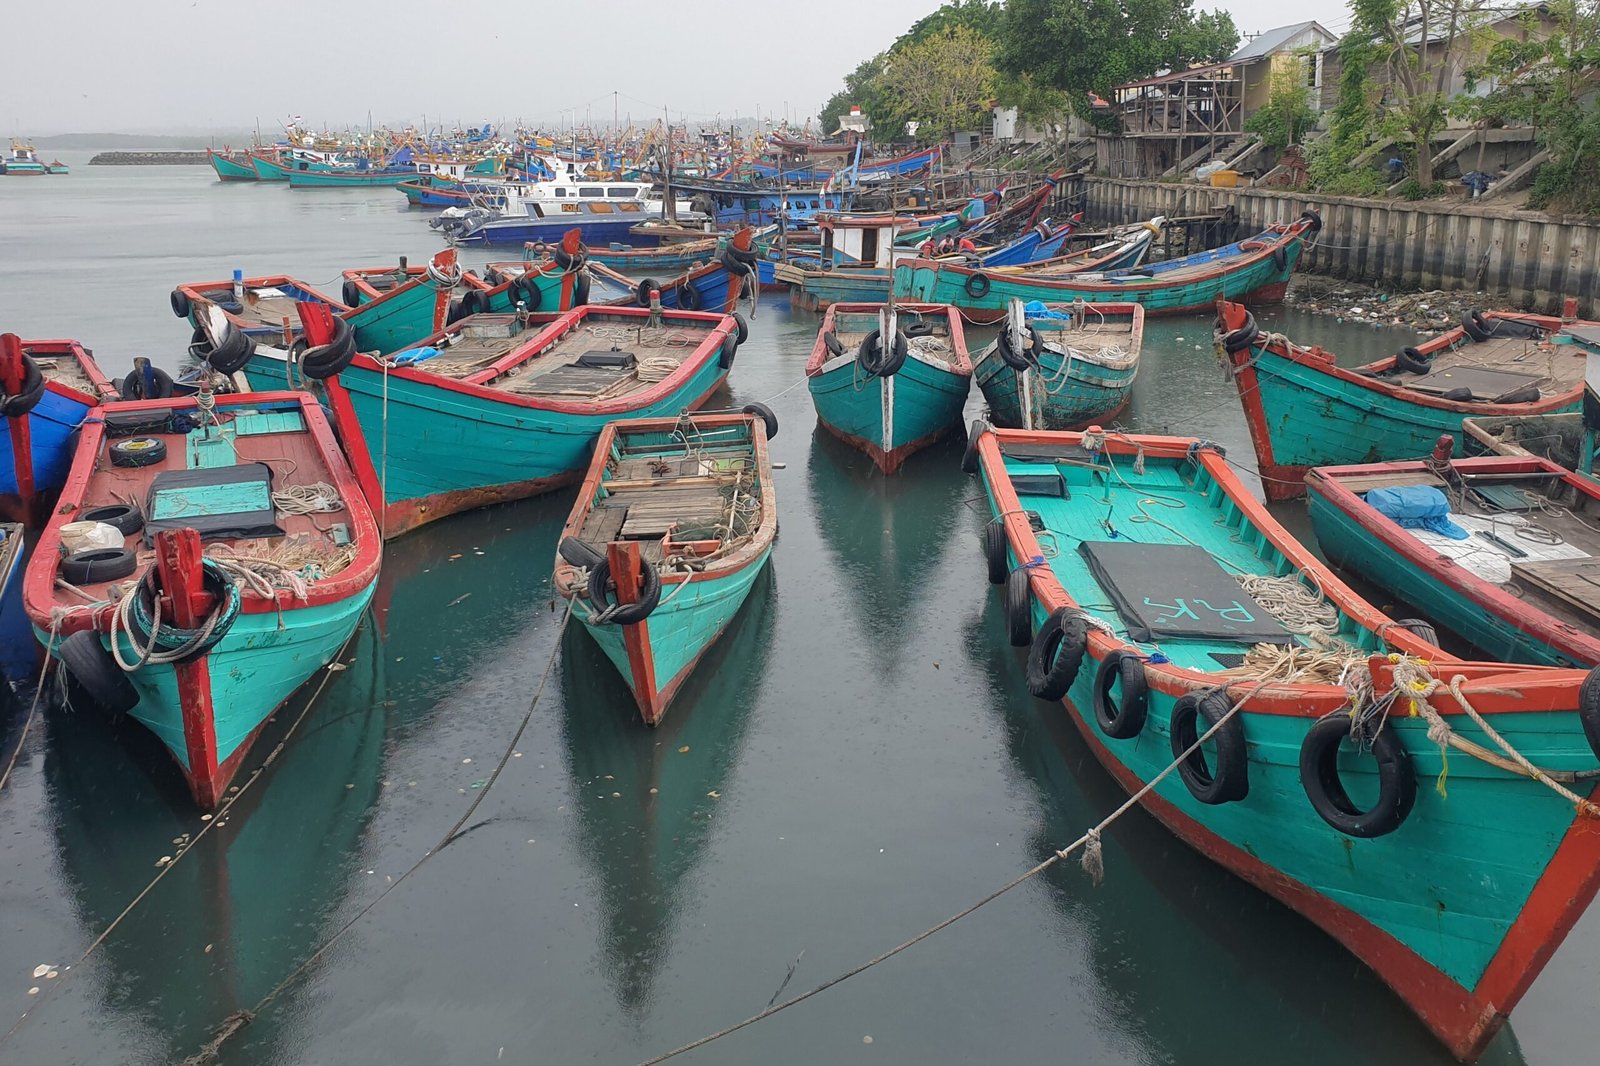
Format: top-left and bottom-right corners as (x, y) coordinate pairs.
(19, 338), (121, 404)
(804, 302), (974, 377)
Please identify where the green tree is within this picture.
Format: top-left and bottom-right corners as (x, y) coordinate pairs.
(994, 0), (1239, 119)
(1244, 52), (1319, 148)
(880, 26), (998, 138)
(1461, 0), (1600, 211)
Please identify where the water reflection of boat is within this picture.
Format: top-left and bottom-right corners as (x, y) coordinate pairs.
(805, 427), (968, 677)
(558, 565), (775, 1014)
(34, 616), (388, 1062)
(962, 595), (1532, 1066)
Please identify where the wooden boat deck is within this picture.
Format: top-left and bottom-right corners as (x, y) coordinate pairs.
(579, 434), (761, 563)
(829, 308), (961, 369)
(1365, 332), (1585, 400)
(26, 346), (101, 397)
(406, 310), (725, 403)
(1032, 314), (1141, 370)
(44, 401), (363, 613)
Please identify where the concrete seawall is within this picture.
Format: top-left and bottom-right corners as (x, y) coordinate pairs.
(88, 151), (210, 165)
(1063, 176), (1600, 317)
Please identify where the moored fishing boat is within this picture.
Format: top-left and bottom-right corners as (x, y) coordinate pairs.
(288, 166), (420, 189)
(248, 150), (289, 181)
(805, 302), (971, 473)
(968, 421), (1600, 1061)
(1462, 410), (1596, 473)
(899, 212), (1320, 323)
(319, 302), (743, 538)
(22, 388), (381, 808)
(206, 148), (258, 182)
(170, 273), (349, 345)
(1215, 299), (1592, 500)
(1307, 448), (1600, 668)
(974, 298), (1143, 430)
(0, 334), (121, 524)
(553, 407), (777, 723)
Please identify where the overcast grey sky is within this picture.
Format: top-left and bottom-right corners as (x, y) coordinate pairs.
(6, 0), (1349, 134)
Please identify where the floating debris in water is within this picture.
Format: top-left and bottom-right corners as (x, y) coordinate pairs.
(678, 746), (690, 753)
(31, 965), (50, 979)
(155, 856), (172, 867)
(27, 987), (38, 996)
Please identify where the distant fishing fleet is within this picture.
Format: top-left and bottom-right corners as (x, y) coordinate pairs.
(6, 117), (1600, 1064)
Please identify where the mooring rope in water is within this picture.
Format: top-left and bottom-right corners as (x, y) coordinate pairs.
(176, 599), (577, 1066)
(0, 617), (370, 1051)
(0, 627), (59, 794)
(634, 677), (1270, 1066)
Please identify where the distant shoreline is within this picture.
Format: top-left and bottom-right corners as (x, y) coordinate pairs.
(88, 150), (211, 166)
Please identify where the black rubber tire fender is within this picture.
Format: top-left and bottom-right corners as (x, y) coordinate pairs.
(1220, 310), (1259, 354)
(121, 365), (175, 401)
(1580, 666), (1600, 766)
(1439, 387), (1475, 403)
(1092, 649), (1150, 739)
(636, 277), (662, 307)
(170, 288), (192, 319)
(731, 311), (750, 345)
(110, 437), (167, 468)
(1300, 209), (1323, 232)
(996, 326), (1043, 371)
(571, 271), (590, 307)
(961, 419), (987, 475)
(984, 519), (1009, 585)
(341, 279), (363, 308)
(1299, 714), (1417, 837)
(459, 289), (490, 317)
(676, 281), (704, 312)
(1462, 311), (1490, 342)
(300, 319), (357, 380)
(1026, 607), (1088, 701)
(742, 402), (777, 440)
(558, 536), (606, 570)
(57, 630), (139, 715)
(964, 271), (992, 299)
(586, 556), (662, 626)
(822, 330), (845, 357)
(729, 245), (759, 266)
(510, 275), (542, 311)
(2, 355), (46, 418)
(60, 547), (138, 585)
(554, 243), (587, 271)
(195, 325), (252, 375)
(1004, 567), (1032, 648)
(1394, 347), (1432, 375)
(79, 503), (144, 537)
(1271, 246), (1288, 272)
(1393, 617), (1439, 646)
(1169, 689), (1249, 804)
(857, 328), (909, 377)
(720, 248), (756, 279)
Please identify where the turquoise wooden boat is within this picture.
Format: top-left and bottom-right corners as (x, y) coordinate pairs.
(1307, 451), (1600, 668)
(288, 167), (418, 189)
(805, 302), (972, 473)
(793, 223), (1155, 313)
(586, 236), (721, 272)
(319, 303), (741, 539)
(206, 148), (258, 182)
(1215, 299), (1592, 500)
(970, 422), (1600, 1060)
(171, 274), (349, 347)
(1462, 411), (1596, 472)
(248, 152), (289, 181)
(898, 212), (1321, 323)
(554, 408), (776, 724)
(974, 298), (1144, 430)
(0, 335), (121, 525)
(23, 390), (381, 809)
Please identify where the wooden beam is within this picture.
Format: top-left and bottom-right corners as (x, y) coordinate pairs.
(1478, 148), (1551, 200)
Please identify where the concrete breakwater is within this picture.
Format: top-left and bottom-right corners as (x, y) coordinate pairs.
(1063, 175), (1600, 317)
(88, 151), (210, 165)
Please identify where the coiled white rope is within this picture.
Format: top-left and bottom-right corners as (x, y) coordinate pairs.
(271, 482), (344, 515)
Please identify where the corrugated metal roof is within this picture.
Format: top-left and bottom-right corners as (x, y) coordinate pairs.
(1227, 21), (1333, 63)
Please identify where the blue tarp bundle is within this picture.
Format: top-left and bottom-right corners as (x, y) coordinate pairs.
(1023, 300), (1070, 320)
(391, 346), (440, 366)
(1365, 485), (1469, 539)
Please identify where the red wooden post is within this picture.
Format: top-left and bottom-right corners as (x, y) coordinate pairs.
(0, 334), (37, 528)
(154, 528), (223, 809)
(1563, 297), (1579, 322)
(430, 249), (458, 333)
(296, 301), (337, 348)
(607, 540), (661, 724)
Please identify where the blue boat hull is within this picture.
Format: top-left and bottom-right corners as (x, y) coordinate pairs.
(0, 387), (94, 499)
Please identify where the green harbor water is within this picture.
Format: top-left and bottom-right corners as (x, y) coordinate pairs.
(2, 153), (1596, 1065)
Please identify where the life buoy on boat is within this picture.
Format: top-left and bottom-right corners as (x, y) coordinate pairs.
(1026, 607), (1088, 701)
(1004, 567), (1033, 647)
(1394, 347), (1432, 375)
(995, 325), (1044, 371)
(342, 279), (363, 308)
(857, 328), (908, 377)
(586, 556), (662, 625)
(984, 519), (1009, 584)
(1299, 713), (1416, 837)
(1092, 650), (1149, 739)
(169, 288), (192, 319)
(1, 355), (45, 418)
(964, 272), (992, 299)
(1169, 688), (1249, 804)
(57, 631), (138, 715)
